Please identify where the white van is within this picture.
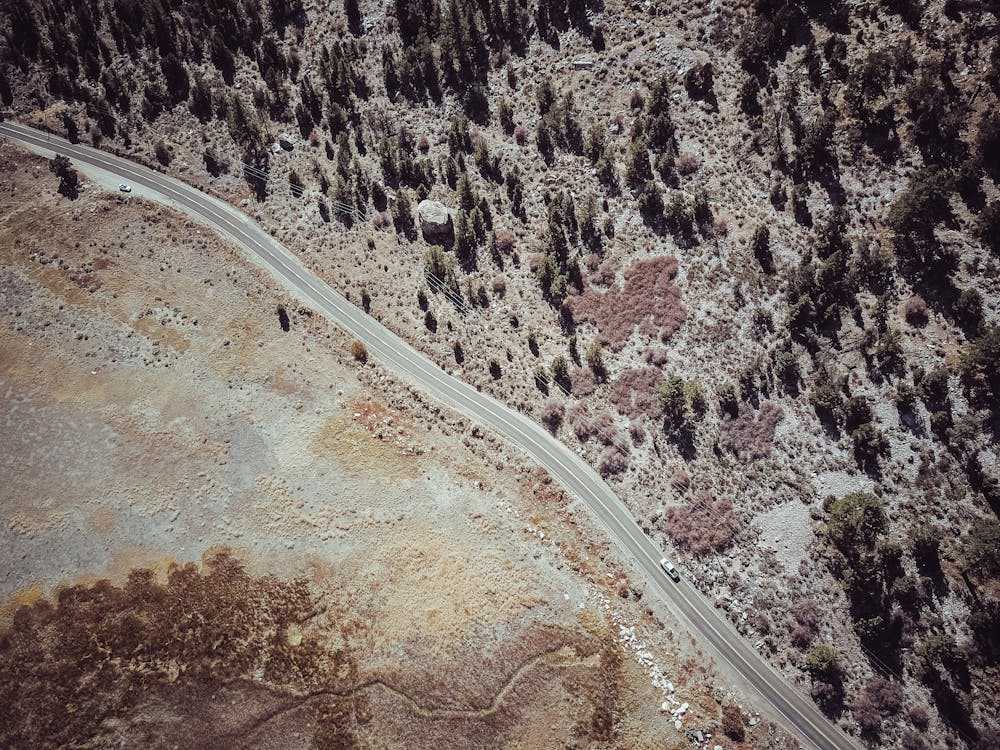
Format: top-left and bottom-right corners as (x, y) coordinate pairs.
(660, 558), (680, 582)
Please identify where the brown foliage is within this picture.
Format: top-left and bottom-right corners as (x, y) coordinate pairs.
(570, 256), (685, 350)
(718, 402), (784, 462)
(721, 704), (745, 741)
(0, 551), (353, 749)
(571, 367), (597, 396)
(903, 295), (929, 326)
(609, 367), (665, 419)
(598, 445), (630, 477)
(663, 491), (739, 555)
(540, 397), (565, 432)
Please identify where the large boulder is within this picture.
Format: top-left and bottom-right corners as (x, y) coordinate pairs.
(417, 199), (454, 244)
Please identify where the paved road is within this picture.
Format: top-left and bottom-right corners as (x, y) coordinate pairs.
(1, 121), (856, 750)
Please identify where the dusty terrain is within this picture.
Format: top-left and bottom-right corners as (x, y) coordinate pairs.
(2, 0), (1000, 746)
(0, 143), (795, 749)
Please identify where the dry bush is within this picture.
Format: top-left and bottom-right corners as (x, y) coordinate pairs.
(643, 346), (669, 366)
(630, 90), (645, 110)
(591, 260), (617, 287)
(663, 491), (739, 555)
(583, 252), (600, 270)
(571, 404), (620, 444)
(495, 229), (516, 254)
(514, 125), (527, 145)
(417, 134), (430, 152)
(349, 340), (368, 362)
(718, 402), (784, 462)
(676, 153), (700, 175)
(903, 295), (929, 326)
(571, 367), (597, 396)
(373, 211), (391, 229)
(491, 274), (506, 296)
(540, 397), (565, 433)
(789, 598), (820, 646)
(721, 704), (745, 741)
(669, 469), (691, 492)
(570, 257), (685, 350)
(598, 445), (629, 477)
(629, 418), (645, 445)
(609, 367), (664, 419)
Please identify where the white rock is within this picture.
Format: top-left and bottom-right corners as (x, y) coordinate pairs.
(417, 199), (455, 243)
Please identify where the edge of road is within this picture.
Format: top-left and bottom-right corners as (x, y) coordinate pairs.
(1, 121), (858, 750)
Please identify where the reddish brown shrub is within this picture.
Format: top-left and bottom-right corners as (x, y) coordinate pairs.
(676, 153), (700, 175)
(514, 125), (527, 145)
(629, 418), (645, 445)
(495, 230), (516, 254)
(630, 90), (645, 110)
(417, 135), (430, 153)
(663, 491), (739, 555)
(491, 274), (507, 296)
(643, 346), (669, 366)
(571, 368), (597, 396)
(567, 402), (593, 440)
(669, 469), (691, 492)
(718, 402), (784, 462)
(609, 367), (664, 419)
(373, 211), (391, 229)
(540, 398), (565, 433)
(598, 445), (629, 477)
(583, 252), (600, 271)
(569, 256), (686, 351)
(590, 260), (617, 287)
(903, 295), (928, 326)
(571, 403), (619, 444)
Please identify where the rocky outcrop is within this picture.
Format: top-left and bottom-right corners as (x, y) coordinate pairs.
(417, 199), (454, 244)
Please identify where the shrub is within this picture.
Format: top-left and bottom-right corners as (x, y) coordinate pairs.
(903, 295), (928, 325)
(540, 398), (564, 433)
(958, 326), (1000, 399)
(826, 492), (886, 556)
(718, 402), (784, 461)
(675, 153), (700, 175)
(721, 704), (744, 741)
(886, 167), (952, 241)
(514, 125), (527, 145)
(570, 257), (685, 350)
(597, 445), (629, 477)
(955, 288), (983, 332)
(805, 644), (839, 678)
(978, 201), (1000, 252)
(49, 154), (79, 199)
(809, 384), (843, 423)
(349, 340), (367, 362)
(663, 492), (739, 555)
(851, 423), (890, 467)
(609, 368), (664, 419)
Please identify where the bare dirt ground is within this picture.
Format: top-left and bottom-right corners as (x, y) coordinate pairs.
(0, 143), (790, 748)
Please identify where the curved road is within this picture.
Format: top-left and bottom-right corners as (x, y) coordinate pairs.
(1, 121), (855, 750)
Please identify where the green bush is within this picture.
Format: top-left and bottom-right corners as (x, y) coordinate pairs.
(826, 492), (886, 555)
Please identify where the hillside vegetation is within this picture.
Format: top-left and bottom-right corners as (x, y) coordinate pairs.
(2, 0), (999, 746)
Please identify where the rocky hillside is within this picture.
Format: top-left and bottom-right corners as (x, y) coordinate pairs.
(2, 0), (999, 747)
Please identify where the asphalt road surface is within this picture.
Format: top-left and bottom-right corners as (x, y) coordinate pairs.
(1, 121), (856, 750)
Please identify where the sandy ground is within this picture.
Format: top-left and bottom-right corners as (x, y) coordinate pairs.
(0, 142), (788, 748)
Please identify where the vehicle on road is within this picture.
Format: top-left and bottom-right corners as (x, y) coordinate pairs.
(660, 557), (680, 582)
(118, 183), (131, 192)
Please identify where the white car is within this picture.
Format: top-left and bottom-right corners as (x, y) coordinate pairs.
(118, 183), (132, 193)
(660, 558), (680, 582)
